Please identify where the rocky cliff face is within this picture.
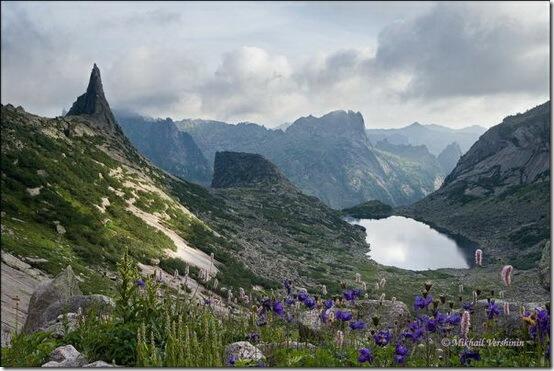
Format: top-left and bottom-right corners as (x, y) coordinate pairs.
(405, 101), (550, 271)
(437, 142), (462, 175)
(211, 151), (292, 189)
(66, 64), (118, 133)
(443, 102), (550, 195)
(116, 112), (212, 186)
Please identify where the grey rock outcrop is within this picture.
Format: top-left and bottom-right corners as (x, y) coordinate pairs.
(357, 299), (410, 327)
(41, 345), (87, 367)
(224, 341), (264, 366)
(23, 266), (82, 334)
(22, 266), (115, 334)
(298, 310), (324, 341)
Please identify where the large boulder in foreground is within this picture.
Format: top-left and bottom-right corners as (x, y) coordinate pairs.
(224, 341), (264, 366)
(23, 266), (82, 333)
(41, 345), (87, 367)
(23, 266), (115, 334)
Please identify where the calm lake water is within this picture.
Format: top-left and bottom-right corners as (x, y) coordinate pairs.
(348, 215), (472, 270)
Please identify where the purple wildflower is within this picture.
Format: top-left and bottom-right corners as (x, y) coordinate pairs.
(414, 295), (433, 310)
(227, 354), (238, 366)
(357, 348), (374, 363)
(283, 279), (292, 295)
(426, 318), (438, 332)
(462, 302), (474, 312)
(135, 279), (145, 288)
(320, 309), (330, 323)
(394, 343), (409, 364)
(324, 299), (334, 309)
(350, 319), (367, 331)
(530, 307), (550, 341)
(272, 300), (285, 316)
(447, 313), (461, 326)
(285, 296), (295, 306)
(304, 296), (316, 309)
(403, 321), (424, 343)
(247, 332), (260, 343)
(374, 329), (392, 346)
(486, 300), (501, 320)
(297, 291), (308, 302)
(343, 289), (356, 302)
(336, 310), (353, 322)
(460, 348), (480, 365)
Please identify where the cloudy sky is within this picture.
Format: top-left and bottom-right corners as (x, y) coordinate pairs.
(1, 1), (549, 129)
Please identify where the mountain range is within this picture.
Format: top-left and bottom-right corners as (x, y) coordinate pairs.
(366, 122), (486, 155)
(117, 110), (469, 208)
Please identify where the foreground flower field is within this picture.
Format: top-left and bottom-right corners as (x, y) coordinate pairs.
(1, 252), (550, 367)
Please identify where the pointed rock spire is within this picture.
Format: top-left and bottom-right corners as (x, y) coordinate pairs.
(66, 63), (117, 131)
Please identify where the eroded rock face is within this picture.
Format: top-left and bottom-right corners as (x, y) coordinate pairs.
(224, 341), (264, 366)
(23, 266), (82, 334)
(212, 151), (292, 189)
(41, 345), (87, 367)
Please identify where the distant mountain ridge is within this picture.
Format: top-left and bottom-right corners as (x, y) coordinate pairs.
(118, 110), (450, 208)
(366, 122), (486, 155)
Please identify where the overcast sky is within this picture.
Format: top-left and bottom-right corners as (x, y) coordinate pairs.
(1, 1), (549, 129)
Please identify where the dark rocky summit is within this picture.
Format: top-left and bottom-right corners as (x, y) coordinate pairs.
(211, 151), (292, 189)
(66, 64), (118, 133)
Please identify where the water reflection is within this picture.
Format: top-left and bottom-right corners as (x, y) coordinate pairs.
(348, 216), (472, 270)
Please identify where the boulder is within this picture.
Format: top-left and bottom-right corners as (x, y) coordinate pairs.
(39, 313), (80, 338)
(224, 341), (264, 366)
(23, 266), (82, 334)
(357, 299), (410, 327)
(41, 295), (115, 327)
(297, 309), (324, 341)
(41, 345), (87, 367)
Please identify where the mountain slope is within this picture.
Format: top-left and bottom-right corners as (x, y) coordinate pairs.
(1, 65), (375, 299)
(404, 102), (551, 272)
(366, 122), (486, 155)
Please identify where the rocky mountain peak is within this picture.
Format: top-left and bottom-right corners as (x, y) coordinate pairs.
(211, 151), (293, 189)
(286, 110), (367, 141)
(66, 64), (118, 132)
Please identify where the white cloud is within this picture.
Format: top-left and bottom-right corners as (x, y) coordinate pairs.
(0, 1), (549, 128)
